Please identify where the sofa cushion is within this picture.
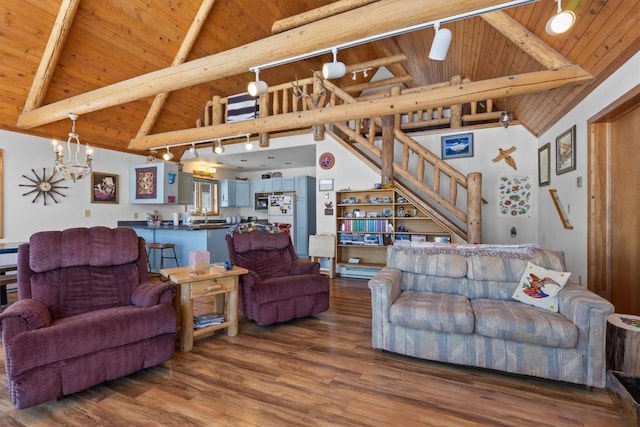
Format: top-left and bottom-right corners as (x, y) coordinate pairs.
(386, 246), (467, 278)
(472, 299), (578, 348)
(512, 262), (571, 312)
(466, 249), (568, 300)
(6, 304), (176, 378)
(390, 291), (474, 334)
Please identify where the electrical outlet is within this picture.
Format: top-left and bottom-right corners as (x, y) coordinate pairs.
(134, 212), (139, 219)
(577, 176), (582, 187)
(84, 209), (91, 218)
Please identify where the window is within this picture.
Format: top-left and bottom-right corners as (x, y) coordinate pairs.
(193, 179), (219, 216)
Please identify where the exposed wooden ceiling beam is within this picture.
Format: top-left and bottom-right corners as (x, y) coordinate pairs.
(129, 66), (592, 150)
(343, 75), (413, 93)
(22, 0), (80, 113)
(136, 0), (216, 139)
(481, 11), (572, 70)
(344, 53), (407, 73)
(272, 0), (379, 33)
(17, 0), (512, 129)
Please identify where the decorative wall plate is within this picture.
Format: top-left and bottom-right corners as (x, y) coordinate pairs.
(20, 168), (68, 205)
(318, 152), (335, 170)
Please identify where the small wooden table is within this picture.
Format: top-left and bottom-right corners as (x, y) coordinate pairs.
(160, 265), (248, 352)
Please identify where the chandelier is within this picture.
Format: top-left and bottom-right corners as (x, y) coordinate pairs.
(53, 113), (93, 182)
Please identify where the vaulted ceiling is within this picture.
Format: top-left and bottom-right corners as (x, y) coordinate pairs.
(1, 0), (639, 164)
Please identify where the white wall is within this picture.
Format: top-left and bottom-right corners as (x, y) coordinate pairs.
(0, 130), (186, 243)
(313, 126), (539, 245)
(537, 51), (640, 287)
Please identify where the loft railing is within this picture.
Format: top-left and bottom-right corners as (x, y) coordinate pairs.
(195, 73), (490, 242)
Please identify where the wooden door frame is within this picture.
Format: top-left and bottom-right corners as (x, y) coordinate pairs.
(587, 83), (640, 298)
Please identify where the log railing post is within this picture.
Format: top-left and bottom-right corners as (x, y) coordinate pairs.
(381, 115), (395, 186)
(467, 172), (482, 243)
(450, 75), (462, 128)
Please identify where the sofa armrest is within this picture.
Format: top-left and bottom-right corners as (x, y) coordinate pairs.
(0, 299), (51, 340)
(367, 267), (403, 349)
(291, 259), (320, 275)
(131, 281), (176, 307)
(558, 282), (614, 387)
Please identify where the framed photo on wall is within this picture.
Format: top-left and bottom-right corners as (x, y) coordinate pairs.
(91, 172), (119, 204)
(538, 143), (551, 186)
(556, 125), (576, 175)
(441, 133), (474, 160)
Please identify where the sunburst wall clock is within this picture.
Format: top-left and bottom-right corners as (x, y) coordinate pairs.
(20, 168), (68, 205)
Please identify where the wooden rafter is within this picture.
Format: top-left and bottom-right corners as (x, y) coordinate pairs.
(129, 66), (592, 150)
(17, 0), (514, 129)
(271, 0), (379, 34)
(136, 0), (216, 139)
(22, 0), (80, 113)
(480, 11), (573, 70)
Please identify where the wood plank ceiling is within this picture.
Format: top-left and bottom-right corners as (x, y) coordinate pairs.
(1, 0), (639, 160)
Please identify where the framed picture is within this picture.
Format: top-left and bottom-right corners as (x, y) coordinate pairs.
(318, 178), (334, 191)
(538, 143), (551, 186)
(441, 133), (474, 159)
(556, 125), (576, 175)
(91, 172), (119, 204)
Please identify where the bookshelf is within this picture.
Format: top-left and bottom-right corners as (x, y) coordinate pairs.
(336, 188), (452, 271)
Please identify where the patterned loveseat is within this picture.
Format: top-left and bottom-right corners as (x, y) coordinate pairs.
(368, 243), (614, 387)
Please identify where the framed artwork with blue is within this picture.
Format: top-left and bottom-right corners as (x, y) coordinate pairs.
(441, 133), (474, 160)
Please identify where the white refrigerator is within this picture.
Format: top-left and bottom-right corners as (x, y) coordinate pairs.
(268, 194), (296, 246)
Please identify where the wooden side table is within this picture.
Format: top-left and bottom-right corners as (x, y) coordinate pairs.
(160, 265), (248, 352)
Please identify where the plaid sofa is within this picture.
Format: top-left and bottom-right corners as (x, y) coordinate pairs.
(368, 244), (614, 387)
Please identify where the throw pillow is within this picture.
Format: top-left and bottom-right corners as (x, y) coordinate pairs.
(512, 261), (571, 312)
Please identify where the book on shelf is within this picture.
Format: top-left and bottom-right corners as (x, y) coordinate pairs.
(193, 313), (225, 328)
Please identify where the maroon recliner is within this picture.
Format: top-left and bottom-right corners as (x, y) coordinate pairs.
(225, 225), (330, 326)
(0, 226), (176, 409)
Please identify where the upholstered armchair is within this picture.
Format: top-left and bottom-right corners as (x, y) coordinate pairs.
(225, 224), (330, 326)
(0, 227), (176, 409)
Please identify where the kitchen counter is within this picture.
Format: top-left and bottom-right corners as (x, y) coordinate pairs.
(117, 221), (234, 269)
(116, 220), (233, 230)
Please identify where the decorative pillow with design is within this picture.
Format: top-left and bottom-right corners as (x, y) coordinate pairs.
(512, 261), (571, 312)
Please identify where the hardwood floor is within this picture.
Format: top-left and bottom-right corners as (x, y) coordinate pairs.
(0, 279), (631, 426)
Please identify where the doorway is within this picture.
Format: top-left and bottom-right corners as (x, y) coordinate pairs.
(588, 84), (640, 315)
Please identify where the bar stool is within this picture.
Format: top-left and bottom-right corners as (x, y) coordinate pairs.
(147, 242), (179, 272)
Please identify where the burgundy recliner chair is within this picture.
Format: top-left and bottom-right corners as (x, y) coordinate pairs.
(0, 226), (176, 409)
(225, 225), (330, 326)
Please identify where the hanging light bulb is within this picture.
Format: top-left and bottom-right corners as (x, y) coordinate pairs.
(428, 22), (452, 61)
(245, 134), (253, 151)
(322, 48), (346, 79)
(53, 113), (93, 182)
(247, 68), (268, 97)
(499, 98), (513, 128)
(546, 0), (576, 35)
(189, 143), (199, 158)
(213, 139), (224, 154)
(162, 147), (174, 161)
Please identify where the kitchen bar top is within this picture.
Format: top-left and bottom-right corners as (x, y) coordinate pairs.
(117, 220), (233, 230)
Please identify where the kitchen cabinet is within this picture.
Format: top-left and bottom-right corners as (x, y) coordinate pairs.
(271, 176), (295, 192)
(293, 176), (316, 258)
(129, 161), (179, 204)
(178, 172), (194, 205)
(220, 179), (251, 207)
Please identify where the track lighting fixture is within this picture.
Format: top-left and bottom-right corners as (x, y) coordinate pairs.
(428, 22), (452, 61)
(162, 147), (174, 161)
(189, 143), (199, 158)
(245, 134), (253, 151)
(247, 68), (268, 97)
(322, 48), (346, 79)
(546, 0), (576, 35)
(213, 139), (224, 154)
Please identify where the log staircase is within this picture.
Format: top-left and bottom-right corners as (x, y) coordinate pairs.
(198, 73), (497, 242)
